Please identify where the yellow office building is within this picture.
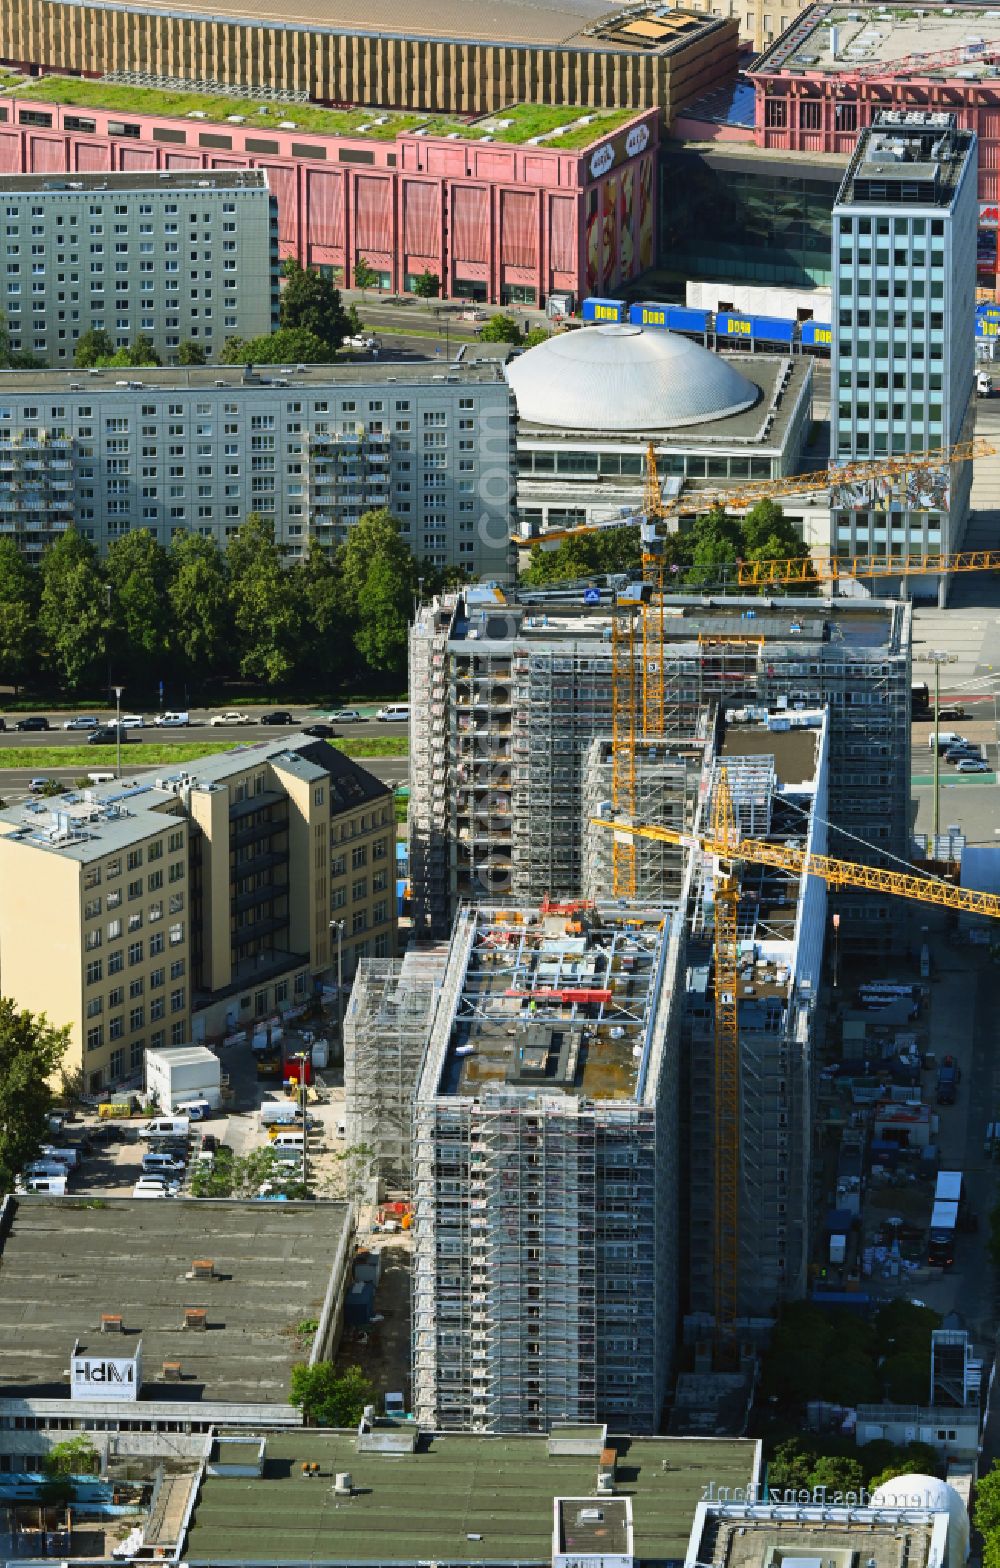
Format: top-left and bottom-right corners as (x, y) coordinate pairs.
(0, 736), (396, 1093)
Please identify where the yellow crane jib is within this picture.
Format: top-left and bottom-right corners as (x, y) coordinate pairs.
(591, 816), (1000, 920)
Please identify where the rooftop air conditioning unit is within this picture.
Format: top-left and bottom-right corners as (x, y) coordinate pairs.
(100, 1313), (124, 1333)
(334, 1472), (353, 1495)
(186, 1258), (217, 1280)
(162, 1361), (183, 1381)
(183, 1307), (208, 1331)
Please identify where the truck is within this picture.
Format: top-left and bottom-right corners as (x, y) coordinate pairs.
(936, 1169), (964, 1205)
(927, 731), (967, 751)
(928, 1199), (959, 1266)
(937, 1057), (961, 1105)
(259, 1099), (298, 1127)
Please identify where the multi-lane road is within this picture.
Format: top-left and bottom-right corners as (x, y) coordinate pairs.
(0, 708), (410, 803)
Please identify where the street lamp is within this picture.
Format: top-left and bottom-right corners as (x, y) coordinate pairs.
(113, 685), (124, 781)
(927, 650), (957, 843)
(329, 918), (345, 1043)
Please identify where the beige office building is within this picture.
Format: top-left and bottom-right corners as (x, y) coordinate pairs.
(0, 0), (737, 124)
(0, 735), (395, 1093)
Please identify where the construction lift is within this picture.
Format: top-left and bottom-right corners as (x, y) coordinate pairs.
(592, 774), (1000, 1350)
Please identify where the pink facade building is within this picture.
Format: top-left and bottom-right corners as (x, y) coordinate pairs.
(0, 89), (659, 306)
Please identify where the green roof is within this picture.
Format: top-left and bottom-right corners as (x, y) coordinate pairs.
(184, 1429), (758, 1564)
(4, 77), (638, 148)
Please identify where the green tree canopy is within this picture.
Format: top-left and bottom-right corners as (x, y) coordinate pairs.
(167, 532), (230, 681)
(521, 526), (642, 586)
(353, 259), (378, 296)
(0, 535), (37, 689)
(412, 270), (440, 304)
(38, 530), (109, 692)
(340, 507), (417, 674)
(74, 329), (115, 368)
(220, 327), (333, 366)
(0, 999), (69, 1193)
(523, 326), (550, 348)
(280, 260), (350, 351)
(478, 313), (521, 344)
(226, 513), (298, 686)
(295, 538), (348, 689)
(105, 529), (171, 689)
(178, 339), (207, 366)
(289, 1362), (373, 1427)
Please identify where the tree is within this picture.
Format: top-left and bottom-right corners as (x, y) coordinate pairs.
(687, 506), (744, 586)
(178, 339), (207, 366)
(105, 529), (171, 689)
(882, 1351), (931, 1405)
(295, 539), (348, 690)
(478, 313), (521, 344)
(0, 536), (37, 690)
(168, 532), (230, 682)
(339, 508), (417, 677)
(768, 1438), (817, 1493)
(74, 329), (115, 368)
(412, 269), (440, 307)
(122, 333), (161, 367)
(0, 999), (69, 1194)
(220, 328), (332, 366)
(807, 1455), (865, 1496)
(226, 513), (298, 686)
(353, 259), (378, 299)
(523, 326), (550, 348)
(289, 1362), (373, 1427)
(37, 531), (108, 692)
(280, 259), (349, 351)
(976, 1460), (1000, 1537)
(42, 1436), (99, 1480)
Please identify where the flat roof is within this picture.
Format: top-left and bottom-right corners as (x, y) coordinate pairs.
(753, 1), (1000, 80)
(184, 1429), (758, 1564)
(836, 113), (974, 209)
(692, 1509), (938, 1568)
(447, 593), (906, 654)
(434, 905), (677, 1103)
(518, 354), (812, 454)
(16, 0), (720, 52)
(0, 360), (508, 392)
(6, 75), (648, 148)
(0, 169), (268, 194)
(0, 1195), (351, 1404)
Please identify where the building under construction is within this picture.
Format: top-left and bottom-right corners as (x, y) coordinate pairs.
(343, 947), (449, 1202)
(411, 898), (689, 1435)
(685, 711), (829, 1323)
(409, 587), (911, 943)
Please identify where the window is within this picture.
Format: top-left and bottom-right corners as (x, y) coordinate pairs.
(170, 987), (186, 1013)
(169, 922), (184, 946)
(127, 848), (143, 870)
(168, 830), (185, 852)
(128, 940), (143, 965)
(168, 860), (185, 883)
(130, 1005), (145, 1030)
(86, 959), (103, 985)
(108, 949), (124, 975)
(86, 1025), (104, 1052)
(352, 844), (368, 869)
(150, 967), (165, 990)
(764, 98), (787, 129)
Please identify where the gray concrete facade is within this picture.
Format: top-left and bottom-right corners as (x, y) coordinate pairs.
(0, 169), (278, 369)
(0, 360), (516, 569)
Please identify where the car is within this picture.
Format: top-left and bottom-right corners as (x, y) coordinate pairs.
(259, 710), (297, 726)
(27, 777), (52, 793)
(211, 710), (252, 726)
(89, 726), (140, 745)
(944, 746), (980, 763)
(328, 709), (363, 723)
(116, 714), (145, 729)
(15, 715), (50, 731)
(0, 717), (6, 731)
(302, 723), (341, 739)
(376, 704), (410, 723)
(957, 758), (990, 773)
(155, 711), (190, 727)
(62, 715), (99, 730)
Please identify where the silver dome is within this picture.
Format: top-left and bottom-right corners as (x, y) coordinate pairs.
(506, 323), (759, 431)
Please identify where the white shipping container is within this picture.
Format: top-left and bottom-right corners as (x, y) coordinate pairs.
(145, 1045), (221, 1110)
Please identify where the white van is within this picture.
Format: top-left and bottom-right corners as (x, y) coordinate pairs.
(132, 1181), (167, 1198)
(376, 703), (410, 723)
(17, 1173), (67, 1195)
(39, 1144), (79, 1168)
(143, 1151), (185, 1174)
(141, 1116), (190, 1139)
(26, 1160), (70, 1180)
(271, 1129), (305, 1150)
(174, 1098), (212, 1121)
(87, 771), (115, 786)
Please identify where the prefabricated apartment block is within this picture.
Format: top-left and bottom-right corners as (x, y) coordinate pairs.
(411, 899), (688, 1434)
(409, 588), (911, 943)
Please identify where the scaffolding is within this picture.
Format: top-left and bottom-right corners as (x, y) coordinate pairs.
(582, 731), (710, 905)
(410, 903), (682, 1435)
(343, 951), (447, 1201)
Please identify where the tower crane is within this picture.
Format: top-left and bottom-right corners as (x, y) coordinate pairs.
(592, 774), (1000, 1343)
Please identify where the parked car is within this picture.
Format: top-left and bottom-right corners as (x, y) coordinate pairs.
(944, 746), (980, 763)
(259, 710), (297, 726)
(211, 710), (252, 726)
(27, 777), (52, 792)
(376, 704), (410, 722)
(957, 757), (989, 773)
(15, 715), (50, 731)
(302, 723), (340, 739)
(154, 711), (190, 727)
(62, 715), (99, 730)
(116, 714), (145, 729)
(328, 709), (363, 723)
